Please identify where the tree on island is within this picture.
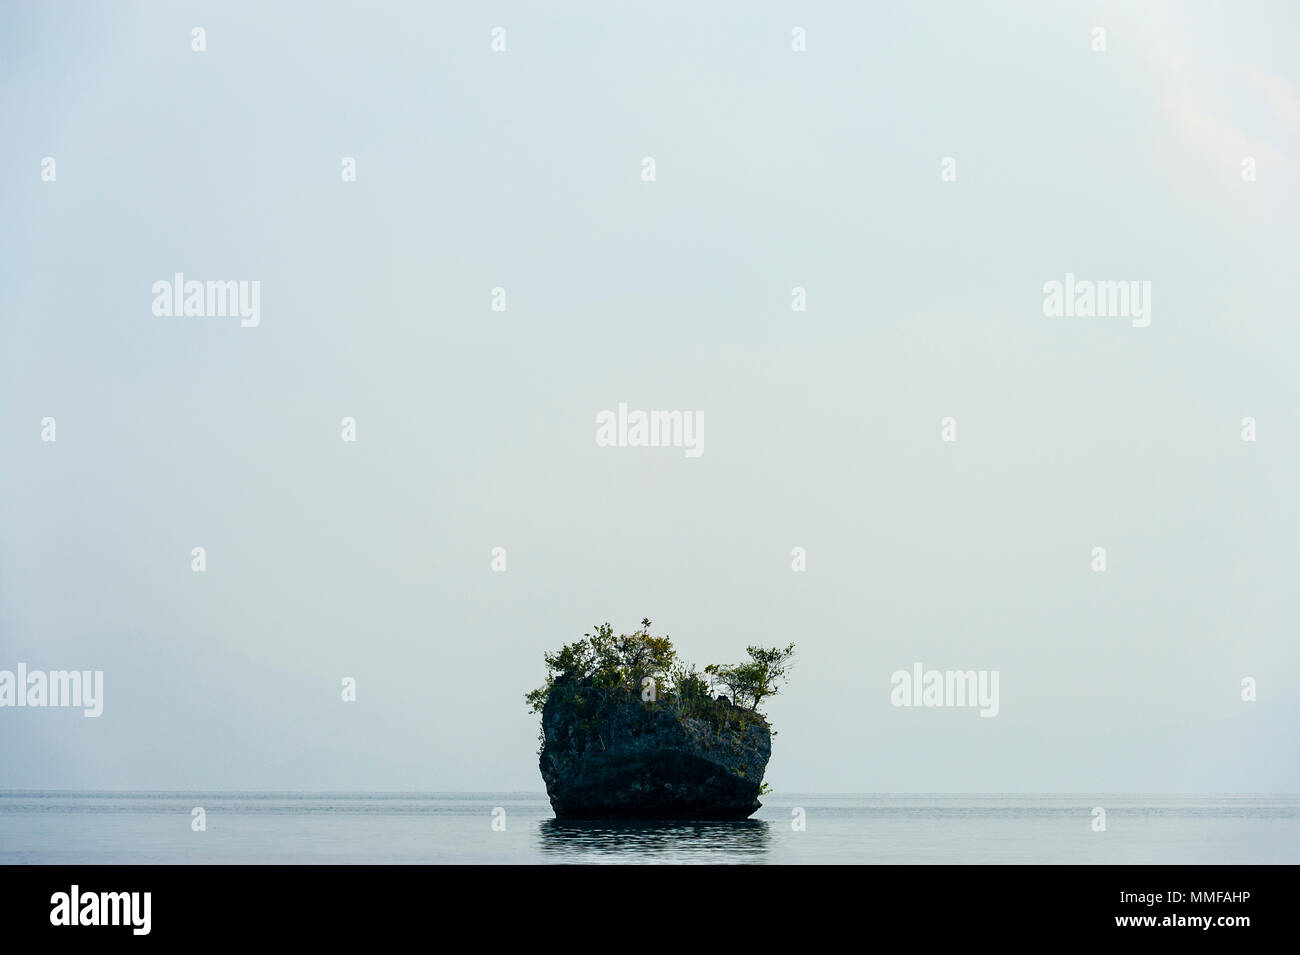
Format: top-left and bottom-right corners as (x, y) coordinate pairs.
(525, 619), (795, 724)
(704, 643), (797, 711)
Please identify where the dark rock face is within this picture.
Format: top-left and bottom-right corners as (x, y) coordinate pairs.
(539, 677), (771, 820)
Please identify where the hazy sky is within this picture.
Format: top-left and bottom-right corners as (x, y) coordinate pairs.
(2, 1), (1298, 792)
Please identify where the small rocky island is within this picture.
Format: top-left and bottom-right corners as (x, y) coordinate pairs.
(527, 620), (794, 820)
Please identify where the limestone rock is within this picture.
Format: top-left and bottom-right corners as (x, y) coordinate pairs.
(539, 676), (771, 820)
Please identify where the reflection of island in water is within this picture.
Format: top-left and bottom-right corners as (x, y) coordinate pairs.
(537, 819), (771, 859)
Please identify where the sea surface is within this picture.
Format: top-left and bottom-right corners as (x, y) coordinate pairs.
(2, 793), (1298, 864)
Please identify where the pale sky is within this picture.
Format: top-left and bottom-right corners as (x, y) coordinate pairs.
(2, 0), (1297, 792)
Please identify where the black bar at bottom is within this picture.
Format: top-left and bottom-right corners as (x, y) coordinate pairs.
(0, 864), (1284, 941)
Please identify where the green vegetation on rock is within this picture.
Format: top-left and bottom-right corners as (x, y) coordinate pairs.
(525, 618), (794, 734)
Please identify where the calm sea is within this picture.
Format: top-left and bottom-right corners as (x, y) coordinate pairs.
(2, 793), (1297, 864)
